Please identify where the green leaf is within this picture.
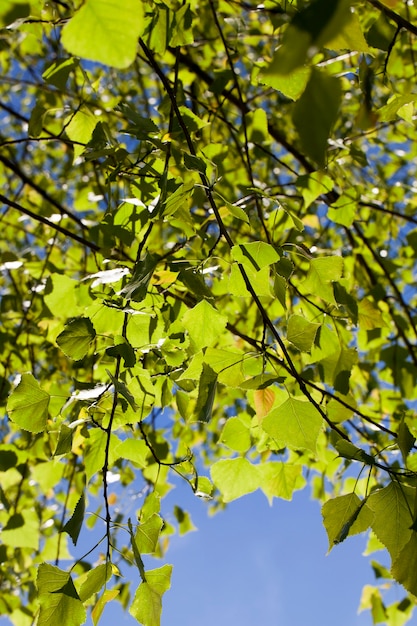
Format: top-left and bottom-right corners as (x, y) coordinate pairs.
(62, 493), (85, 546)
(61, 0), (145, 69)
(293, 70), (342, 167)
(262, 397), (322, 453)
(0, 1), (30, 28)
(391, 532), (417, 596)
(106, 336), (136, 367)
(65, 107), (98, 159)
(7, 373), (50, 433)
(92, 589), (120, 626)
(173, 506), (196, 535)
(211, 458), (260, 502)
(1, 510), (40, 550)
(259, 64), (311, 101)
(296, 171), (334, 209)
(358, 298), (386, 331)
(84, 430), (107, 483)
(37, 564), (86, 626)
(78, 563), (112, 603)
(332, 436), (375, 465)
(204, 348), (245, 387)
(182, 300), (227, 351)
(220, 415), (251, 453)
(54, 424), (73, 456)
(322, 494), (373, 550)
(194, 363), (217, 423)
(120, 253), (160, 302)
(398, 417), (416, 465)
(287, 315), (320, 352)
(325, 10), (370, 52)
(231, 241), (280, 271)
(367, 482), (415, 562)
(302, 256), (344, 304)
(115, 438), (148, 468)
(135, 514), (163, 554)
(129, 565), (173, 626)
(43, 58), (78, 90)
(268, 0), (351, 74)
(170, 4), (193, 47)
(56, 317), (96, 361)
(259, 462), (305, 503)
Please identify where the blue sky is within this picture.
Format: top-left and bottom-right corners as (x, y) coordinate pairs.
(84, 484), (383, 626)
(0, 477), (395, 626)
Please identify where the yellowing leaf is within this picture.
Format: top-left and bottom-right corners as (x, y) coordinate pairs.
(254, 387), (275, 420)
(62, 0), (145, 69)
(7, 373), (50, 433)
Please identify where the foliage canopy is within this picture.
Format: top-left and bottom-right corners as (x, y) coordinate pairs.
(2, 0), (417, 624)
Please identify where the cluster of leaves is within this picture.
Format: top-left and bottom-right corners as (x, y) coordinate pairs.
(1, 0), (417, 624)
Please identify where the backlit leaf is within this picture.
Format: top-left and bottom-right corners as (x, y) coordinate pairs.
(56, 317), (96, 361)
(287, 315), (320, 352)
(129, 565), (172, 626)
(7, 373), (50, 433)
(259, 462), (305, 503)
(61, 0), (145, 68)
(37, 564), (86, 626)
(367, 482), (415, 562)
(211, 458), (260, 502)
(262, 397), (322, 453)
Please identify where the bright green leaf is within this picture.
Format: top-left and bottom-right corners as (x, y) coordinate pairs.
(78, 563), (112, 603)
(322, 494), (373, 550)
(259, 462), (305, 503)
(61, 0), (145, 69)
(37, 564), (86, 626)
(211, 458), (260, 502)
(7, 373), (50, 434)
(129, 565), (173, 626)
(262, 397), (322, 452)
(56, 317), (96, 361)
(135, 514), (164, 554)
(220, 415), (251, 452)
(367, 482), (415, 562)
(182, 300), (228, 351)
(287, 315), (320, 352)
